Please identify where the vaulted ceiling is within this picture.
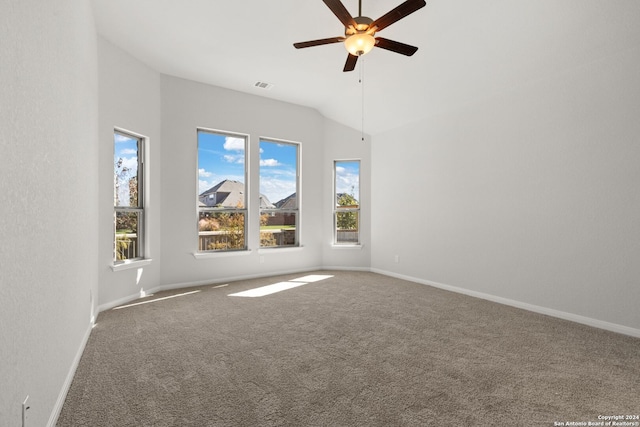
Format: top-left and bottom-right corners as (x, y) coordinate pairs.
(92, 0), (640, 135)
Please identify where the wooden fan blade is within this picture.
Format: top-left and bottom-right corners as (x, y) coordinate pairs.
(370, 0), (426, 32)
(343, 53), (358, 72)
(323, 0), (357, 29)
(294, 37), (345, 49)
(375, 37), (418, 56)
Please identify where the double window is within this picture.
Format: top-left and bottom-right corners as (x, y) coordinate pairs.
(197, 129), (248, 252)
(114, 130), (144, 262)
(334, 160), (360, 245)
(196, 131), (301, 252)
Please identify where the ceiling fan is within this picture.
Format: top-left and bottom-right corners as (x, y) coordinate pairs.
(294, 0), (427, 72)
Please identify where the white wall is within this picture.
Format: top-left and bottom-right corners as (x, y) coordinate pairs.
(0, 1), (99, 425)
(371, 43), (640, 333)
(97, 37), (162, 308)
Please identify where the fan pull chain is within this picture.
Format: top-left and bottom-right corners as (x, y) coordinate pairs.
(359, 56), (365, 142)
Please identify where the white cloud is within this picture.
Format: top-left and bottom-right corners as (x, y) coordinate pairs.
(199, 168), (212, 178)
(336, 172), (359, 200)
(260, 178), (296, 204)
(260, 158), (280, 167)
(223, 137), (245, 152)
(262, 168), (295, 178)
(120, 148), (137, 155)
(335, 166), (346, 173)
(115, 134), (134, 143)
(224, 154), (244, 164)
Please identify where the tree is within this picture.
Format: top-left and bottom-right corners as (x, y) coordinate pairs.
(336, 193), (358, 230)
(114, 157), (138, 233)
(206, 202), (246, 250)
(260, 213), (277, 247)
(115, 235), (132, 260)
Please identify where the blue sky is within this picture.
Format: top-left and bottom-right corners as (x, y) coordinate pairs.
(259, 140), (297, 205)
(335, 161), (360, 202)
(198, 131), (298, 204)
(117, 130), (360, 206)
(198, 132), (246, 195)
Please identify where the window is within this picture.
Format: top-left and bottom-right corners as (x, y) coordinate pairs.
(197, 129), (248, 252)
(259, 139), (299, 248)
(114, 130), (144, 262)
(334, 160), (360, 245)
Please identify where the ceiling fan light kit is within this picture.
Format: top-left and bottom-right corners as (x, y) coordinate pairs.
(294, 0), (426, 71)
(344, 33), (376, 56)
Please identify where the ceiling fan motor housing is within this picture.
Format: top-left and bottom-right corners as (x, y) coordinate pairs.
(345, 16), (375, 36)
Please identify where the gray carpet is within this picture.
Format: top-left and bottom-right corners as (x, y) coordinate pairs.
(57, 271), (640, 426)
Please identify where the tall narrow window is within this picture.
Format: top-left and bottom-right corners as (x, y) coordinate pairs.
(259, 139), (299, 248)
(197, 129), (248, 252)
(334, 160), (360, 245)
(114, 130), (144, 262)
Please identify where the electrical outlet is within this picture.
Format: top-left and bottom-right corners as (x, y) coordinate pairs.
(22, 395), (30, 427)
(394, 255), (399, 263)
(259, 256), (265, 264)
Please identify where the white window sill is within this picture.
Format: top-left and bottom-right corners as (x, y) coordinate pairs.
(111, 258), (153, 272)
(192, 250), (253, 260)
(331, 244), (363, 250)
(258, 245), (304, 254)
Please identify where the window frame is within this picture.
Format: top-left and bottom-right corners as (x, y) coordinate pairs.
(333, 159), (361, 246)
(197, 128), (249, 253)
(258, 138), (301, 249)
(113, 129), (145, 264)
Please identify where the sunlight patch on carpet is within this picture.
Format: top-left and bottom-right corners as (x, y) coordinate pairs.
(228, 281), (309, 297)
(290, 274), (334, 283)
(228, 275), (333, 298)
(113, 290), (202, 310)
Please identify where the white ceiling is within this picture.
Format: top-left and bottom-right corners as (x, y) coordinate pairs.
(91, 0), (640, 135)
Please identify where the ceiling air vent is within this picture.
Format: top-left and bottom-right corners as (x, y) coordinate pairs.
(254, 81), (274, 90)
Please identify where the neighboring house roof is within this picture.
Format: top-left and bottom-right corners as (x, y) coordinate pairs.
(260, 194), (275, 209)
(199, 180), (245, 207)
(199, 179), (274, 209)
(275, 193), (296, 209)
(200, 179), (243, 197)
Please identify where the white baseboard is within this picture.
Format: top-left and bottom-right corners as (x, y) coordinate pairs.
(47, 320), (94, 427)
(97, 286), (164, 313)
(371, 268), (640, 339)
(321, 266), (371, 272)
(97, 266), (325, 313)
